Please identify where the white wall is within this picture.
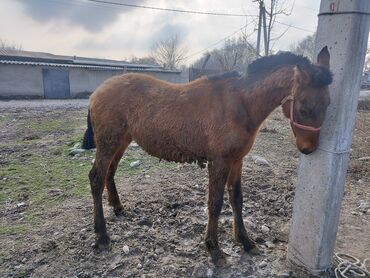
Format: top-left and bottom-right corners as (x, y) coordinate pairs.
(0, 64), (44, 98)
(69, 68), (124, 97)
(0, 64), (188, 99)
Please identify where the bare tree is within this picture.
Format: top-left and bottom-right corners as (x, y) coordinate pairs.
(214, 37), (257, 72)
(130, 56), (159, 66)
(289, 33), (316, 61)
(151, 34), (188, 70)
(192, 36), (257, 74)
(0, 38), (22, 51)
(254, 0), (294, 54)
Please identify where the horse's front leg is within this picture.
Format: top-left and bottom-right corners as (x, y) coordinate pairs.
(227, 159), (259, 253)
(205, 159), (230, 265)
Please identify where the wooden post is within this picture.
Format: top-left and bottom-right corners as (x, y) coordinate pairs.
(287, 0), (370, 275)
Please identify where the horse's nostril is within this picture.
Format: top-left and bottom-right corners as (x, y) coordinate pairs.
(301, 148), (312, 155)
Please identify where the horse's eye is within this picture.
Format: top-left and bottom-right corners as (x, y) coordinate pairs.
(299, 107), (311, 117)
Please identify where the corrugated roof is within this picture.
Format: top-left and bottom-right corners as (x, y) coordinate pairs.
(0, 59), (181, 73)
(0, 49), (162, 70)
(0, 49), (70, 60)
(0, 60), (124, 70)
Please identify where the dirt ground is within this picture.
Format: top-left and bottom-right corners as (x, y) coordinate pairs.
(0, 99), (369, 278)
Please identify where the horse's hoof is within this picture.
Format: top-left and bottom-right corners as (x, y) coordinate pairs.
(247, 246), (261, 255)
(237, 236), (259, 254)
(113, 205), (125, 217)
(210, 248), (228, 266)
(93, 235), (111, 251)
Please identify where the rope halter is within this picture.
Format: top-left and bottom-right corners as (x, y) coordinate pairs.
(281, 92), (321, 132)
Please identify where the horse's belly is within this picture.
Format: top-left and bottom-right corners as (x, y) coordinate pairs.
(133, 137), (207, 165)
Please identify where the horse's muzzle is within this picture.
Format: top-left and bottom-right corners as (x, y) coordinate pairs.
(300, 148), (314, 155)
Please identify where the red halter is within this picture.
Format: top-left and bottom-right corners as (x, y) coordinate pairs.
(281, 95), (321, 132)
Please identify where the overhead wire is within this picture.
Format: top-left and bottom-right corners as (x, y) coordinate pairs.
(43, 0), (316, 60)
(183, 23), (252, 61)
(86, 0), (256, 17)
(84, 0), (315, 33)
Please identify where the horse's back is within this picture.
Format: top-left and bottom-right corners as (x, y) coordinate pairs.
(88, 73), (249, 162)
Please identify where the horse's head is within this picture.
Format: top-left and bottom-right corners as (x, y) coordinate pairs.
(281, 46), (333, 155)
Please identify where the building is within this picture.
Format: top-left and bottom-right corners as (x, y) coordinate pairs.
(0, 49), (188, 99)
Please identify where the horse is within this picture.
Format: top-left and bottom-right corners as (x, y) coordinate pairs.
(82, 47), (332, 265)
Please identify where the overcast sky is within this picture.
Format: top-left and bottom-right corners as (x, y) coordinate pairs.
(0, 0), (321, 64)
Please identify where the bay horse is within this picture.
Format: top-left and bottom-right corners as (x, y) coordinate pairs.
(82, 47), (332, 265)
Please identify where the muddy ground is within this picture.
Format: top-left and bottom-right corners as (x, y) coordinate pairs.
(0, 99), (369, 278)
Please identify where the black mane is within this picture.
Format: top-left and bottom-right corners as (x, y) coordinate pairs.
(248, 52), (333, 87)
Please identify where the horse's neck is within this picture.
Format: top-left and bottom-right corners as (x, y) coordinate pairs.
(244, 67), (293, 127)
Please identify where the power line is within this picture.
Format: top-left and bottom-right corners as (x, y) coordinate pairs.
(85, 0), (314, 33)
(86, 0), (255, 17)
(183, 24), (252, 61)
(275, 20), (314, 33)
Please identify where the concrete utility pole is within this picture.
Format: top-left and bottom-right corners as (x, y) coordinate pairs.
(287, 0), (370, 275)
(254, 0), (268, 56)
(256, 0), (263, 56)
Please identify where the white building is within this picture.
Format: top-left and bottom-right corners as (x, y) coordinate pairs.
(0, 50), (188, 99)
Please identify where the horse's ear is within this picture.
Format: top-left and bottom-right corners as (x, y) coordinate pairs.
(293, 65), (309, 86)
(317, 46), (330, 69)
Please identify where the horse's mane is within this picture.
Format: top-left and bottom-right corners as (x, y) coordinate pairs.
(248, 52), (333, 87)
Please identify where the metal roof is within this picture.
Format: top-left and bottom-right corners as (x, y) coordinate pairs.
(0, 49), (163, 70)
(0, 59), (141, 70)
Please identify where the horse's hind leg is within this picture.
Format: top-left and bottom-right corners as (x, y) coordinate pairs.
(105, 136), (132, 215)
(205, 159), (230, 265)
(89, 149), (116, 249)
(227, 159), (258, 253)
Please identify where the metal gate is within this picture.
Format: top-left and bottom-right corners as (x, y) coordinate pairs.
(42, 68), (70, 99)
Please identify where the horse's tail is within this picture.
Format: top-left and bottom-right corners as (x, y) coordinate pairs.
(82, 109), (95, 149)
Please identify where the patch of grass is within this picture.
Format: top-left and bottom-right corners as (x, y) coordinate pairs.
(0, 115), (9, 124)
(0, 151), (91, 204)
(0, 224), (28, 235)
(26, 118), (81, 133)
(0, 143), (94, 233)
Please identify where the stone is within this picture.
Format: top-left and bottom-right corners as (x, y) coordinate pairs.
(254, 157), (270, 166)
(206, 268), (214, 277)
(69, 148), (86, 156)
(14, 264), (23, 269)
(265, 241), (275, 249)
(129, 142), (140, 149)
(358, 156), (370, 161)
(358, 202), (369, 212)
(16, 202), (26, 208)
(259, 260), (267, 268)
(122, 245), (130, 255)
(130, 160), (141, 168)
(72, 142), (82, 149)
(261, 225), (270, 233)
